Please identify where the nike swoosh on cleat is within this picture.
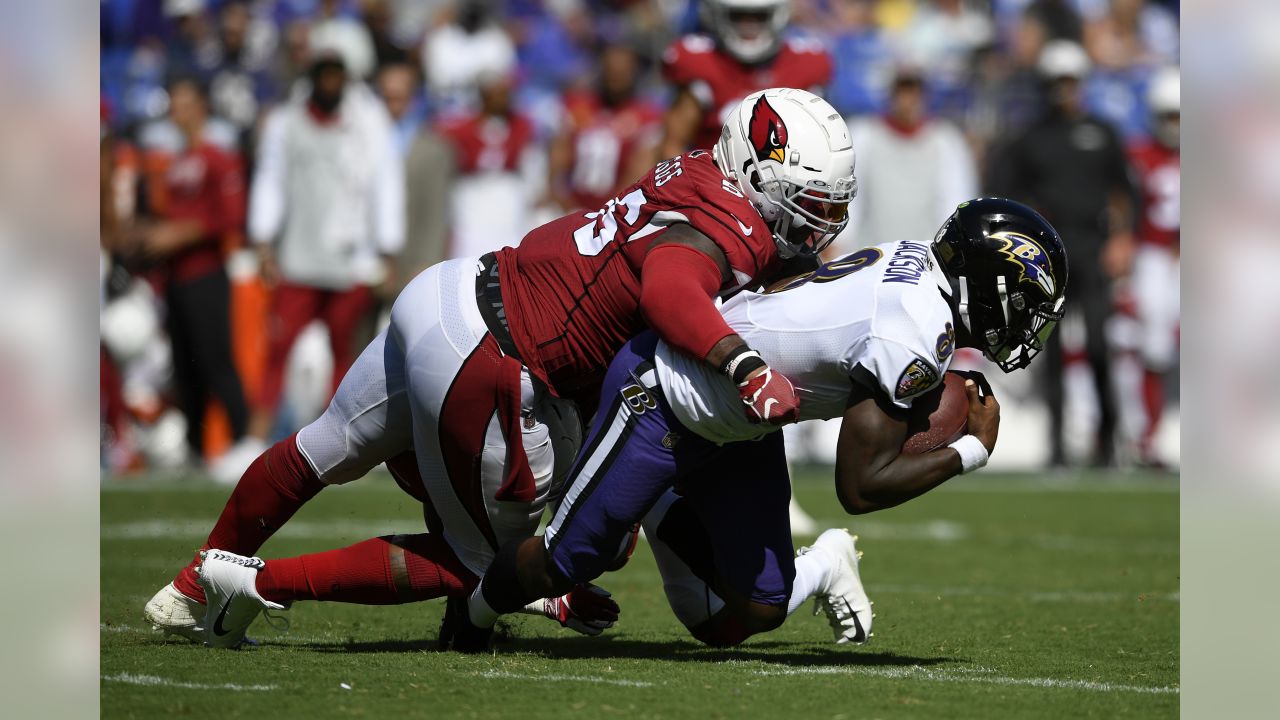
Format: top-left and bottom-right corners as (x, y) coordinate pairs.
(212, 599), (234, 636)
(848, 606), (867, 643)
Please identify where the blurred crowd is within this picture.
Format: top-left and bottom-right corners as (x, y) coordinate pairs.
(99, 0), (1180, 479)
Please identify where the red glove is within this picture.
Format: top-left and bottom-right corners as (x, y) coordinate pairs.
(539, 584), (620, 636)
(738, 367), (801, 425)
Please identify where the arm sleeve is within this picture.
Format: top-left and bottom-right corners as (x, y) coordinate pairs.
(248, 111), (288, 245)
(639, 242), (736, 362)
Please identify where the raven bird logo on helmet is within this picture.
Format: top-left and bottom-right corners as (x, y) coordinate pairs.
(989, 231), (1057, 297)
(748, 96), (788, 165)
(932, 198), (1068, 372)
(715, 88), (857, 259)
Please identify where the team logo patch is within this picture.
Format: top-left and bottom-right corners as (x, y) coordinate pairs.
(748, 96), (788, 165)
(989, 231), (1056, 296)
(661, 431), (680, 449)
(895, 357), (940, 401)
(621, 383), (657, 414)
(936, 322), (955, 363)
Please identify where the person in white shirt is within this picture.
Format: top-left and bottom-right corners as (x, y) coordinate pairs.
(246, 50), (405, 443)
(835, 66), (977, 252)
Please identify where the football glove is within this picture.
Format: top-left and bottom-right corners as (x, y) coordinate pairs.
(539, 583), (620, 636)
(738, 367), (801, 425)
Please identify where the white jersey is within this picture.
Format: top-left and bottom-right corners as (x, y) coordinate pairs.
(655, 240), (958, 443)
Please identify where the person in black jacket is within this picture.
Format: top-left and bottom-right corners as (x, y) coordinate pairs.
(989, 40), (1137, 468)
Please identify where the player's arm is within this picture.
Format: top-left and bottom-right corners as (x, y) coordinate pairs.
(639, 224), (800, 424)
(834, 375), (999, 514)
(656, 87), (703, 161)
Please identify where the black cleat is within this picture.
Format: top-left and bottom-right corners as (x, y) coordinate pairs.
(438, 597), (493, 653)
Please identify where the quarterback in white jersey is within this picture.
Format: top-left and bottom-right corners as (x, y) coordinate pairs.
(657, 239), (957, 445)
(472, 198), (1069, 650)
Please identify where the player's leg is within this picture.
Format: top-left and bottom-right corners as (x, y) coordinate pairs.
(249, 281), (320, 439)
(468, 333), (709, 628)
(647, 433), (871, 646)
(1133, 245), (1179, 465)
(147, 326), (411, 638)
(319, 284), (376, 397)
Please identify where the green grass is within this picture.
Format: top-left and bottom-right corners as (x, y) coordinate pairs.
(101, 470), (1178, 719)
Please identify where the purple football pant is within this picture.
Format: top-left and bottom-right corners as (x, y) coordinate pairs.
(543, 332), (795, 607)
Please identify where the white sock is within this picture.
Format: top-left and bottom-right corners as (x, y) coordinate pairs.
(786, 550), (833, 616)
(467, 583), (500, 628)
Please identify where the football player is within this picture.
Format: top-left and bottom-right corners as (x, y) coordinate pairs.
(1118, 67), (1179, 467)
(467, 198), (1067, 649)
(546, 43), (663, 213)
(658, 0), (831, 157)
(145, 88), (858, 648)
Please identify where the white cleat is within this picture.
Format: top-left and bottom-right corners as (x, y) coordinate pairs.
(799, 529), (873, 644)
(143, 582), (206, 643)
(197, 550), (286, 649)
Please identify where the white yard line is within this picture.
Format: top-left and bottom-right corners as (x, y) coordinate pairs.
(745, 664), (1177, 695)
(102, 673), (278, 692)
(477, 670), (655, 688)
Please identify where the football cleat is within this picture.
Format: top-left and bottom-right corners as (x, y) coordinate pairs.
(196, 550), (286, 649)
(800, 529), (873, 644)
(439, 597), (493, 653)
(143, 582), (206, 643)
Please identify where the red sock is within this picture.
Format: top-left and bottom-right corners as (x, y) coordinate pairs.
(255, 534), (477, 605)
(1140, 369), (1165, 455)
(172, 433), (326, 603)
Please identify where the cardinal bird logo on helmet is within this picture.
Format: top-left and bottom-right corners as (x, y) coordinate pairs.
(748, 96), (788, 165)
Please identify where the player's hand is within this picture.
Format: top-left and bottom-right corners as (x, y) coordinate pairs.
(959, 371), (1000, 454)
(542, 583), (620, 636)
(738, 366), (801, 425)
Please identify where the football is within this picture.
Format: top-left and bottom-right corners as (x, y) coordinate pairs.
(901, 371), (971, 454)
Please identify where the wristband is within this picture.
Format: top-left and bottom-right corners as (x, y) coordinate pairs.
(948, 435), (990, 474)
(722, 348), (766, 385)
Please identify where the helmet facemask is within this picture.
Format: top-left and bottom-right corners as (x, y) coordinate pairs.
(954, 267), (1066, 372)
(750, 160), (857, 259)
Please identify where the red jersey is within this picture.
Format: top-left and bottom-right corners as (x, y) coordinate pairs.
(159, 143), (245, 282)
(437, 113), (535, 175)
(662, 34), (832, 151)
(560, 90), (662, 211)
(497, 150), (780, 397)
(1128, 141), (1180, 248)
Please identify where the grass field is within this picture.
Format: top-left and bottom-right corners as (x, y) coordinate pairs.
(101, 469), (1178, 719)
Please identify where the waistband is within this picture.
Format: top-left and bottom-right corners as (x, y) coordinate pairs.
(476, 252), (522, 362)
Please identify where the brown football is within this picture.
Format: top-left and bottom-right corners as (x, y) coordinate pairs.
(901, 371), (970, 454)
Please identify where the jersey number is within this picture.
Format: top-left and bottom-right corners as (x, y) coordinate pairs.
(763, 247), (883, 294)
(573, 188), (648, 256)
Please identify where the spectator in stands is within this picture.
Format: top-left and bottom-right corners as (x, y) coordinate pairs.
(309, 0), (377, 81)
(422, 0), (516, 117)
(376, 62), (429, 157)
(246, 50), (405, 444)
(436, 69), (538, 258)
(825, 0), (896, 117)
(124, 76), (253, 476)
(836, 66), (977, 251)
(1084, 0), (1179, 70)
(899, 0), (994, 117)
(989, 40), (1136, 468)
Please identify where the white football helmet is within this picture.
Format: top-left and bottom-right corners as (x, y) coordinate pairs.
(701, 0), (791, 65)
(714, 88), (857, 258)
(1147, 66), (1180, 149)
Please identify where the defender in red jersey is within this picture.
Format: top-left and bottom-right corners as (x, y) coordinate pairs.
(144, 89), (858, 648)
(658, 0), (832, 156)
(1116, 67), (1180, 467)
